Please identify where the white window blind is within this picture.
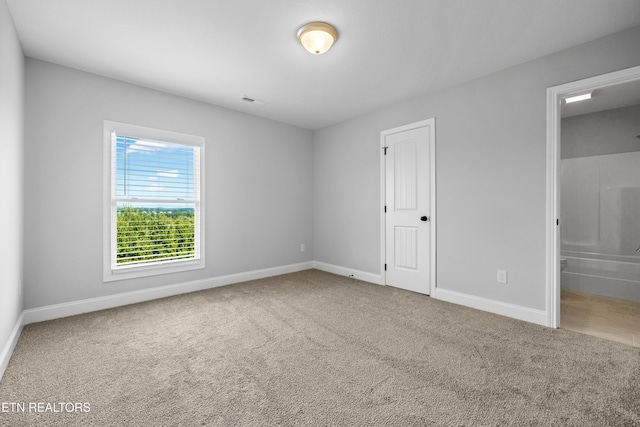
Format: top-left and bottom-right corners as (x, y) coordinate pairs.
(103, 121), (205, 281)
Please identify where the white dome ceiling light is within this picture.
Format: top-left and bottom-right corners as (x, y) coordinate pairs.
(297, 22), (338, 55)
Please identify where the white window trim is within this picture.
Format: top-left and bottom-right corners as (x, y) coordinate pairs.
(103, 120), (206, 282)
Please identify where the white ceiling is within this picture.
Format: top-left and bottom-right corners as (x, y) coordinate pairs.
(7, 0), (640, 130)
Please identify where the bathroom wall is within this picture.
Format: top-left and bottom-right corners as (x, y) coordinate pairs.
(562, 104), (640, 159)
(561, 104), (640, 261)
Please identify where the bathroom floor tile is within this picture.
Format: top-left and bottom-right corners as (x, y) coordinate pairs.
(561, 290), (640, 348)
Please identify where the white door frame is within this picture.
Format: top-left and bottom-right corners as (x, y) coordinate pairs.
(545, 65), (640, 328)
(380, 118), (436, 295)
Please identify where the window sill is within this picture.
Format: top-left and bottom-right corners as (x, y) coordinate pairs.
(103, 259), (205, 282)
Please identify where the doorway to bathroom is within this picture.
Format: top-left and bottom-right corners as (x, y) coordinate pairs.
(547, 65), (640, 346)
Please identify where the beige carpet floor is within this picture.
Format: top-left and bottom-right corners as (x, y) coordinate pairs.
(1, 269), (639, 426)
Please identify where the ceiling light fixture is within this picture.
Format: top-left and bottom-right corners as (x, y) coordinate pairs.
(564, 92), (592, 103)
(297, 22), (338, 55)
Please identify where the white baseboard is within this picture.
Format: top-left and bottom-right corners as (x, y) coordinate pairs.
(311, 264), (548, 326)
(23, 261), (314, 325)
(312, 261), (383, 285)
(434, 287), (549, 326)
(0, 313), (24, 382)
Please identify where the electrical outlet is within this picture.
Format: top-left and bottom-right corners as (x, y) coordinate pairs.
(497, 270), (508, 284)
(300, 243), (305, 252)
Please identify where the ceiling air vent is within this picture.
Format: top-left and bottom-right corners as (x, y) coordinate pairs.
(240, 96), (265, 106)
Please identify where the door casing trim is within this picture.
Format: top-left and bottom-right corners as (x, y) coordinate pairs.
(546, 65), (640, 328)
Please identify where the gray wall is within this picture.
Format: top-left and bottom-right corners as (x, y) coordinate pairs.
(24, 59), (313, 309)
(561, 104), (640, 159)
(0, 0), (24, 353)
(313, 26), (640, 311)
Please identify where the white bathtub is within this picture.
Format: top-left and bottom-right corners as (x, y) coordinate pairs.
(561, 250), (640, 302)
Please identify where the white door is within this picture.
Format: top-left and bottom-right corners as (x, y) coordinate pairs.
(383, 124), (432, 294)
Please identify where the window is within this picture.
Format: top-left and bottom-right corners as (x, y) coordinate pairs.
(103, 121), (205, 282)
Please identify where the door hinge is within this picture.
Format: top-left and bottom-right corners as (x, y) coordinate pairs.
(384, 205), (387, 213)
(382, 146), (388, 155)
(384, 264), (387, 271)
(556, 219), (559, 226)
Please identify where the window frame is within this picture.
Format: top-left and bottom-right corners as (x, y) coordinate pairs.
(103, 120), (206, 282)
